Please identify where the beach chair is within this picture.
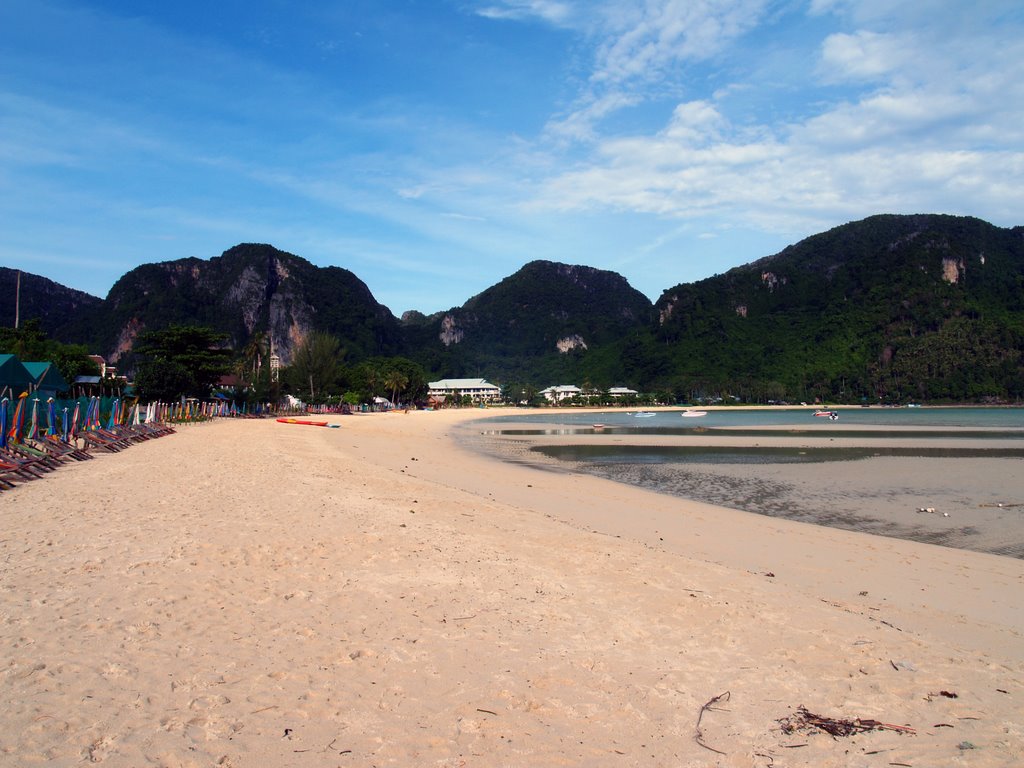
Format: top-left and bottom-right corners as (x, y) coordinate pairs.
(8, 441), (67, 469)
(32, 435), (93, 462)
(80, 429), (132, 453)
(0, 451), (48, 480)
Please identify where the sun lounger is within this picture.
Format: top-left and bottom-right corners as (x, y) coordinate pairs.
(32, 436), (94, 462)
(80, 431), (129, 452)
(0, 451), (48, 480)
(8, 441), (66, 469)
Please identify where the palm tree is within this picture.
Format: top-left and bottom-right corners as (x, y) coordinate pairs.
(384, 370), (409, 407)
(242, 332), (268, 386)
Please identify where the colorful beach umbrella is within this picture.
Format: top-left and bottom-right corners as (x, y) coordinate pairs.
(107, 398), (119, 430)
(27, 397), (39, 440)
(86, 397), (100, 430)
(71, 400), (82, 438)
(46, 398), (57, 437)
(62, 407), (70, 442)
(0, 398), (7, 448)
(7, 392), (27, 444)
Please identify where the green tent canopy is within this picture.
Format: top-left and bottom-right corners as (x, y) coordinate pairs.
(24, 361), (70, 398)
(0, 354), (33, 398)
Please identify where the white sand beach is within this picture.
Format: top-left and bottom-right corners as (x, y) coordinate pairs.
(1, 409), (1021, 767)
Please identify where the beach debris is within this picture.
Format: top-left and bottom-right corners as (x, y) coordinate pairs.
(778, 706), (916, 738)
(890, 659), (917, 672)
(695, 691), (731, 755)
(957, 741), (977, 750)
(765, 572), (776, 578)
(917, 507), (937, 514)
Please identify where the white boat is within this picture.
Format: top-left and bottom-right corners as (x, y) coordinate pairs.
(681, 409), (707, 417)
(813, 409), (839, 420)
(631, 411), (656, 418)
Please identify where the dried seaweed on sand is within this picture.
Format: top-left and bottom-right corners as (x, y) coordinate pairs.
(779, 706), (916, 738)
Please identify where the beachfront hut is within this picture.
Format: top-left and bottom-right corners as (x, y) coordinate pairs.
(0, 354), (33, 399)
(73, 374), (102, 397)
(24, 361), (69, 399)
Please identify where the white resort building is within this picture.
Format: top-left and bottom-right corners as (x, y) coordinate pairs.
(540, 385), (582, 402)
(428, 378), (502, 403)
(607, 386), (639, 398)
(540, 385), (639, 402)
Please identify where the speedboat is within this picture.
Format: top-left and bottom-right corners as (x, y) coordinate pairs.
(682, 409), (707, 417)
(631, 411), (656, 418)
(813, 410), (839, 420)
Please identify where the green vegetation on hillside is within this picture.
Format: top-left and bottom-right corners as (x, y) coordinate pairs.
(6, 215), (1023, 404)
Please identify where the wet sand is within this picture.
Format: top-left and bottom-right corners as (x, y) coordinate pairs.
(464, 419), (1024, 558)
(0, 409), (1021, 766)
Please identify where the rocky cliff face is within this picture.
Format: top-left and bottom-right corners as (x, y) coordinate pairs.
(98, 244), (401, 366)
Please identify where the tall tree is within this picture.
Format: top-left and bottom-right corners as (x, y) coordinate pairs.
(288, 332), (343, 401)
(242, 331), (268, 385)
(383, 369), (408, 406)
(133, 325), (233, 401)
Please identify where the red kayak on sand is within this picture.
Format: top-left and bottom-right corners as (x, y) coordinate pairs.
(276, 417), (337, 428)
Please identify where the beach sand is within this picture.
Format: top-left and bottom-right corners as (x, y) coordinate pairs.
(1, 409), (1021, 766)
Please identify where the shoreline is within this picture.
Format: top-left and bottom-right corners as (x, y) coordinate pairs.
(1, 411), (1021, 766)
(461, 415), (1024, 559)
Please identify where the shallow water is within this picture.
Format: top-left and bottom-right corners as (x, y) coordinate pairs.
(463, 407), (1024, 559)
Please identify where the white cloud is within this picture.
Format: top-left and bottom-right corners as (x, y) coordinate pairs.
(819, 30), (909, 82)
(475, 0), (574, 25)
(545, 90), (641, 142)
(520, 0), (1024, 244)
(591, 0), (770, 85)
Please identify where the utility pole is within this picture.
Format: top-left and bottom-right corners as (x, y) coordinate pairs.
(14, 270), (20, 329)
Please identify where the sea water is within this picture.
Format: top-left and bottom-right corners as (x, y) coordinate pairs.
(466, 407), (1024, 557)
(479, 406), (1024, 432)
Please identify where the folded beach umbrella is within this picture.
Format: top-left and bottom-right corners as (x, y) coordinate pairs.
(71, 400), (81, 438)
(106, 398), (119, 430)
(87, 397), (100, 430)
(0, 398), (7, 448)
(28, 397), (39, 440)
(8, 392), (27, 444)
(62, 407), (70, 442)
(46, 398), (57, 437)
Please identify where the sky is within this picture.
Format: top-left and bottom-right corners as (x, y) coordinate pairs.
(2, 1), (1023, 316)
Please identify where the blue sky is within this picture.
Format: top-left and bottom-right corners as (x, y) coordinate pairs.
(3, 1), (1023, 315)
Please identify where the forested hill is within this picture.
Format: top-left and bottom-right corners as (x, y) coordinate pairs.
(653, 215), (1024, 401)
(401, 260), (655, 386)
(0, 267), (102, 340)
(3, 214), (1023, 402)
